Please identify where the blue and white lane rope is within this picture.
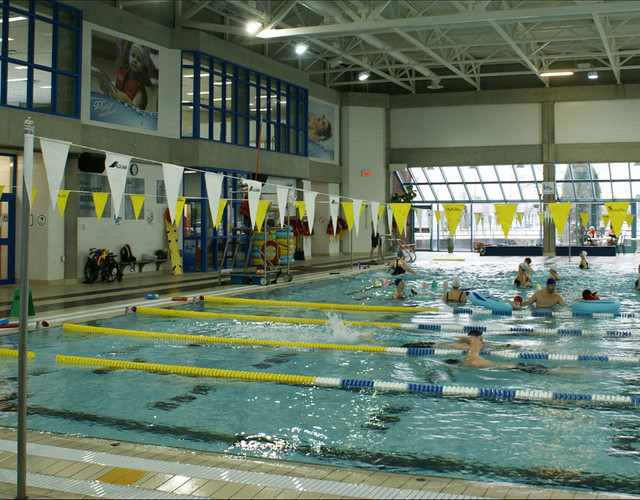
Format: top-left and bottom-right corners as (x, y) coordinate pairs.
(313, 377), (640, 406)
(438, 307), (634, 319)
(398, 323), (640, 338)
(401, 348), (640, 364)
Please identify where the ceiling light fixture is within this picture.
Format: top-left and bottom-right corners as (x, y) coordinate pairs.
(428, 79), (443, 90)
(329, 57), (343, 68)
(540, 70), (574, 77)
(245, 21), (262, 34)
(294, 42), (308, 55)
(588, 70), (598, 80)
(358, 71), (370, 81)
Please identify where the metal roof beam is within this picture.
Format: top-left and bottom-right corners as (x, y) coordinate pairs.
(592, 14), (622, 84)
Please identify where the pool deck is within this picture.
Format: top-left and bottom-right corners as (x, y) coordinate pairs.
(0, 251), (638, 499)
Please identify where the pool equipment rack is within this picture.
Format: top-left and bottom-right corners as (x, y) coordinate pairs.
(56, 354), (640, 408)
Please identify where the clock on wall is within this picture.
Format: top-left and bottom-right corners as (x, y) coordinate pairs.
(130, 163), (139, 176)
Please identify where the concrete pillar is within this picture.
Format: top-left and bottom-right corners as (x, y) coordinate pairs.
(541, 102), (556, 256)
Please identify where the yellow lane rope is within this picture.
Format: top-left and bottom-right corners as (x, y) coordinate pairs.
(133, 306), (404, 329)
(55, 355), (317, 386)
(62, 323), (390, 353)
(200, 295), (439, 313)
(0, 348), (34, 359)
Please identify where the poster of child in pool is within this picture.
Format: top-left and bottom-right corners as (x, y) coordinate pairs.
(308, 98), (338, 163)
(90, 31), (159, 130)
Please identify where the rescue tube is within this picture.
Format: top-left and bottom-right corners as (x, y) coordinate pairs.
(466, 291), (512, 312)
(260, 240), (281, 267)
(571, 300), (620, 314)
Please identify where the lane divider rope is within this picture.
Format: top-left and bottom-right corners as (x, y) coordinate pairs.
(54, 354), (640, 407)
(0, 348), (34, 359)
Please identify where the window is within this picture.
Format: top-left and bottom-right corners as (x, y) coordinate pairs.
(181, 51), (307, 157)
(1, 0), (82, 117)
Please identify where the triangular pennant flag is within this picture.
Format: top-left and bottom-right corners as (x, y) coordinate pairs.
(434, 211), (441, 223)
(276, 185), (290, 227)
(304, 191), (317, 234)
(162, 163), (184, 224)
(602, 214), (609, 227)
(245, 179), (263, 229)
(30, 188), (37, 208)
(386, 205), (394, 234)
(494, 204), (517, 239)
(255, 200), (270, 231)
(104, 153), (131, 219)
(360, 203), (366, 215)
(341, 202), (354, 231)
(414, 208), (423, 232)
(40, 138), (70, 208)
(538, 210), (544, 224)
(516, 211), (524, 224)
(390, 203), (412, 236)
(205, 173), (224, 229)
(625, 214), (635, 227)
(475, 212), (482, 225)
(547, 202), (572, 238)
(370, 201), (380, 227)
(579, 213), (589, 227)
(604, 201), (629, 238)
(129, 194), (145, 220)
(0, 186), (3, 198)
(378, 204), (385, 220)
(23, 131), (34, 207)
(442, 204), (465, 237)
(352, 199), (363, 236)
(295, 201), (306, 219)
(175, 196), (186, 226)
(56, 190), (70, 217)
(329, 195), (340, 235)
(93, 192), (109, 221)
(215, 199), (227, 229)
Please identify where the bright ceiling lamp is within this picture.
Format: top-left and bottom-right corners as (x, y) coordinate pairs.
(295, 42), (308, 55)
(540, 70), (574, 77)
(358, 70), (370, 81)
(588, 70), (598, 80)
(245, 20), (262, 34)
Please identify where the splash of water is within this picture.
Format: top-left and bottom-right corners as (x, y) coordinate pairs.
(325, 312), (362, 343)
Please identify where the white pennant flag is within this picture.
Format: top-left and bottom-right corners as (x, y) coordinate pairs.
(386, 205), (394, 234)
(245, 179), (263, 229)
(205, 172), (224, 228)
(276, 185), (290, 228)
(162, 163), (184, 224)
(105, 153), (131, 219)
(304, 190), (317, 235)
(23, 132), (34, 207)
(415, 208), (424, 231)
(352, 199), (363, 236)
(370, 201), (380, 229)
(40, 138), (71, 208)
(329, 195), (339, 235)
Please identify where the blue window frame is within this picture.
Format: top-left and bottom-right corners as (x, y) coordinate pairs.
(180, 50), (308, 157)
(0, 0), (82, 117)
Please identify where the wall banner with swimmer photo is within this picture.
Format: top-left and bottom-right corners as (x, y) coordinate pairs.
(90, 29), (159, 131)
(308, 97), (339, 164)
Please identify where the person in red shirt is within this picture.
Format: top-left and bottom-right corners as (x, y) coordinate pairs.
(581, 289), (599, 300)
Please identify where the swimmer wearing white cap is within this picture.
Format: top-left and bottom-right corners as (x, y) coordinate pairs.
(548, 264), (561, 281)
(579, 250), (589, 269)
(442, 277), (467, 303)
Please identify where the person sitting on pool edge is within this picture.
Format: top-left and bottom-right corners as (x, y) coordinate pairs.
(385, 250), (418, 276)
(520, 278), (566, 308)
(579, 250), (589, 269)
(392, 278), (405, 299)
(442, 277), (467, 303)
(513, 262), (532, 288)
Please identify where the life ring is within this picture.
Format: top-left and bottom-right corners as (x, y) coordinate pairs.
(571, 300), (620, 314)
(260, 240), (281, 267)
(466, 291), (512, 312)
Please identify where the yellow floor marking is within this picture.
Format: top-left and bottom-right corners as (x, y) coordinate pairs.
(97, 466), (148, 485)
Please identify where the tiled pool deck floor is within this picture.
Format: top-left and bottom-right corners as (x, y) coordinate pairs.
(0, 251), (638, 499)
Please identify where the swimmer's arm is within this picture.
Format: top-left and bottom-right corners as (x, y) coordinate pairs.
(441, 292), (448, 300)
(488, 343), (521, 350)
(557, 296), (567, 306)
(384, 262), (393, 273)
(520, 294), (536, 306)
(401, 262), (418, 274)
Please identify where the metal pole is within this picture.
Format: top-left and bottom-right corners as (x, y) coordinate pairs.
(568, 208), (573, 262)
(17, 116), (34, 500)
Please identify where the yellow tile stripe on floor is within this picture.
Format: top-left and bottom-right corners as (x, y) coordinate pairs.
(96, 466), (148, 485)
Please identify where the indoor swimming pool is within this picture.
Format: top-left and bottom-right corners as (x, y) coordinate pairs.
(1, 259), (640, 494)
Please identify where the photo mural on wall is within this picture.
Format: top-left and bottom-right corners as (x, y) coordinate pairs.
(90, 29), (159, 131)
(308, 97), (339, 163)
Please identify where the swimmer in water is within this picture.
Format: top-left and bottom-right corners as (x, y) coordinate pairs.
(361, 329), (521, 351)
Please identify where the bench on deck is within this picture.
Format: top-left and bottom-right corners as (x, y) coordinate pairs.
(120, 259), (168, 273)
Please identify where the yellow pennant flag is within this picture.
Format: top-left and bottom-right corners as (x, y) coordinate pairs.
(538, 210), (544, 224)
(494, 204), (517, 239)
(216, 199), (227, 229)
(129, 194), (145, 220)
(579, 213), (589, 227)
(175, 196), (186, 226)
(360, 203), (366, 215)
(341, 201), (354, 231)
(389, 203), (412, 236)
(378, 204), (385, 219)
(547, 202), (572, 238)
(295, 201), (306, 220)
(442, 204), (465, 237)
(516, 211), (524, 224)
(0, 186), (3, 198)
(57, 190), (70, 217)
(255, 200), (270, 230)
(434, 211), (441, 224)
(625, 214), (635, 227)
(30, 188), (37, 208)
(604, 201), (629, 237)
(602, 214), (609, 228)
(474, 212), (482, 225)
(93, 192), (109, 221)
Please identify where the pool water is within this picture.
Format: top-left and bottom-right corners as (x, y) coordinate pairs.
(1, 260), (640, 494)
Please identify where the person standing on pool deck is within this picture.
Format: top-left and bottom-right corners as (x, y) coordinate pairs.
(369, 221), (383, 264)
(442, 277), (467, 303)
(521, 278), (566, 308)
(385, 250), (417, 276)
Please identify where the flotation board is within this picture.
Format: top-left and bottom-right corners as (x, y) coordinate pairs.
(571, 300), (620, 314)
(466, 291), (512, 312)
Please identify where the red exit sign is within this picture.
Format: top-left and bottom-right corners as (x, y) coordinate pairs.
(361, 171), (372, 177)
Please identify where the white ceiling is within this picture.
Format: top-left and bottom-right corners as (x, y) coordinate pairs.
(113, 0), (640, 94)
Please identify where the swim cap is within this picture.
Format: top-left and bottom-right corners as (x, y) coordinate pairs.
(397, 250), (404, 257)
(525, 258), (532, 264)
(467, 329), (483, 337)
(394, 278), (403, 286)
(580, 250), (587, 257)
(514, 295), (523, 303)
(546, 278), (556, 285)
(550, 264), (558, 272)
(452, 277), (460, 288)
(519, 262), (529, 271)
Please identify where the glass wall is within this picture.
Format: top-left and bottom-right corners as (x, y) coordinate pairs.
(0, 0), (82, 117)
(181, 51), (307, 157)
